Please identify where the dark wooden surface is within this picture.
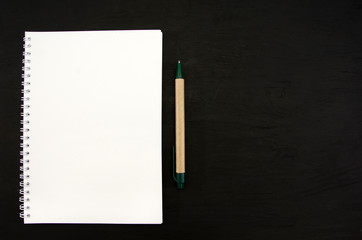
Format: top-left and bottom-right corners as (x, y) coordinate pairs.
(1, 0), (362, 239)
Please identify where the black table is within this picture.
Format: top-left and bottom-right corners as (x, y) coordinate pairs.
(1, 0), (362, 239)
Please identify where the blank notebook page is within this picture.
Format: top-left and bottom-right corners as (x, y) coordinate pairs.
(21, 30), (162, 224)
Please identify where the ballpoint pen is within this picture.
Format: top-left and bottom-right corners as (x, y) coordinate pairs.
(173, 61), (185, 189)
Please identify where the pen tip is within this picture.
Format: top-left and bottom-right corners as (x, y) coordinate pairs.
(176, 60), (183, 78)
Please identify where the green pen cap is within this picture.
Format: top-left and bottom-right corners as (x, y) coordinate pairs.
(176, 173), (185, 189)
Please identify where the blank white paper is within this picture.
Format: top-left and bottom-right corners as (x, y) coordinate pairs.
(22, 30), (162, 224)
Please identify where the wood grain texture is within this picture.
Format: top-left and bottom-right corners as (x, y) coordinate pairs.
(175, 78), (185, 173)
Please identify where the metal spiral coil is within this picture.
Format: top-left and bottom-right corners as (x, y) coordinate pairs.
(20, 35), (31, 219)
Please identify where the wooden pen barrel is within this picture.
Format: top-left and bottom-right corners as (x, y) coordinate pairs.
(175, 78), (185, 173)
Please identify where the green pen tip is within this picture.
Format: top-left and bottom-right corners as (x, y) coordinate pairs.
(176, 61), (183, 79)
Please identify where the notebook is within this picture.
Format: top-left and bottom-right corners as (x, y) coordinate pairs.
(20, 30), (163, 224)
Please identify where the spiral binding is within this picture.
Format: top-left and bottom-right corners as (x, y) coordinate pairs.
(20, 35), (31, 219)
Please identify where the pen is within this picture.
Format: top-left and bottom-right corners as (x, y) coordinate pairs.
(174, 61), (185, 189)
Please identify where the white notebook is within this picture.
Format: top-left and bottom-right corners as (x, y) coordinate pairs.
(20, 30), (163, 224)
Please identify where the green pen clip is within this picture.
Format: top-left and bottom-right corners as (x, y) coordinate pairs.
(173, 145), (185, 189)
